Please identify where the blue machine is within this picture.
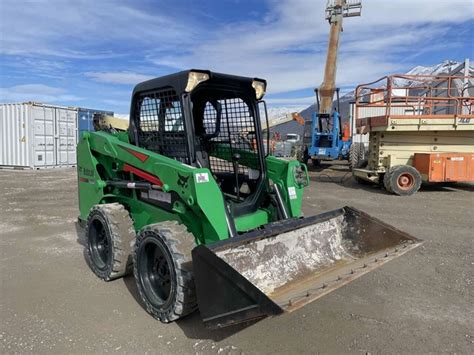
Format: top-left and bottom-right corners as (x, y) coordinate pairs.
(304, 89), (351, 165)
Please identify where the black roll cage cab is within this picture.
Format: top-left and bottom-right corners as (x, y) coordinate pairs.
(128, 70), (269, 218)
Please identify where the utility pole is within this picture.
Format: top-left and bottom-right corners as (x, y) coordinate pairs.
(318, 0), (362, 114)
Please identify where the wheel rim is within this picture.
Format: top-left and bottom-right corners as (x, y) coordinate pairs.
(139, 238), (172, 307)
(396, 172), (415, 190)
(89, 219), (111, 270)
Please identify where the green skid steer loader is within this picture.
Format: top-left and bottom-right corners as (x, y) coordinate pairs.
(77, 70), (421, 328)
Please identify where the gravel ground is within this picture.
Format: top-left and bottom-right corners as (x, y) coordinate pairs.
(0, 163), (473, 354)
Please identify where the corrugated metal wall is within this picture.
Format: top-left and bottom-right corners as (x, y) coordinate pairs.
(1, 103), (30, 167)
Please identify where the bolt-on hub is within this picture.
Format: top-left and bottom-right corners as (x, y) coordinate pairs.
(89, 219), (111, 271)
(397, 173), (415, 190)
(139, 239), (173, 307)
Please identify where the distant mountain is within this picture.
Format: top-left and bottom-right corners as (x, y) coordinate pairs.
(270, 60), (465, 137)
(405, 60), (460, 76)
(266, 106), (307, 121)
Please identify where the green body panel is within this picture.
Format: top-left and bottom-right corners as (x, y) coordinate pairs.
(234, 209), (269, 232)
(77, 130), (307, 246)
(265, 156), (306, 217)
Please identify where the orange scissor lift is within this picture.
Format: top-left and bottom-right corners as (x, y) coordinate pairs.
(352, 73), (474, 195)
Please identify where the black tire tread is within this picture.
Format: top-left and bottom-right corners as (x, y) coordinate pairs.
(383, 165), (401, 193)
(350, 142), (367, 170)
(133, 221), (197, 323)
(85, 203), (136, 281)
(389, 165), (422, 196)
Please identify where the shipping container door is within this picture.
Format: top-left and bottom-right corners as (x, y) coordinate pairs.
(44, 107), (55, 165)
(56, 108), (69, 166)
(1, 104), (29, 167)
(67, 109), (77, 164)
(32, 106), (55, 166)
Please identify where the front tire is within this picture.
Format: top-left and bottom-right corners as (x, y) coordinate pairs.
(133, 221), (197, 323)
(85, 203), (136, 281)
(386, 165), (422, 196)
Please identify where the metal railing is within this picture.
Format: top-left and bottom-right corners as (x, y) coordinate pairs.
(355, 74), (473, 121)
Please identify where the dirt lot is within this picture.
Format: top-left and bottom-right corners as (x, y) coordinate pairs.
(1, 163), (473, 354)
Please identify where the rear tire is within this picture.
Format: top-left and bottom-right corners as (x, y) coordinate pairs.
(349, 142), (367, 170)
(133, 221), (197, 323)
(383, 168), (394, 194)
(85, 203), (135, 281)
(386, 165), (421, 196)
(298, 146), (309, 164)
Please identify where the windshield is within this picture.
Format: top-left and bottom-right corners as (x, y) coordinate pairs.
(191, 87), (263, 204)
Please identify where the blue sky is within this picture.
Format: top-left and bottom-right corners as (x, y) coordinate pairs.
(1, 0), (473, 116)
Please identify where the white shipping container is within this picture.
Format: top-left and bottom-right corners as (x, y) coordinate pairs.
(0, 102), (78, 168)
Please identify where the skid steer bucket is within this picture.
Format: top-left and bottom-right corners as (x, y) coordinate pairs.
(192, 206), (422, 329)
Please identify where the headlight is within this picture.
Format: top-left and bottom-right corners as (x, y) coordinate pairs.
(185, 71), (210, 92)
(252, 80), (266, 100)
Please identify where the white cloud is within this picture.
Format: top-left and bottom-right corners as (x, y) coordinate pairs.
(1, 0), (472, 109)
(0, 84), (83, 103)
(85, 72), (154, 85)
(0, 0), (199, 57)
(148, 0), (473, 96)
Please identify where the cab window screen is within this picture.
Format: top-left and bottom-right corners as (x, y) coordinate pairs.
(136, 89), (189, 162)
